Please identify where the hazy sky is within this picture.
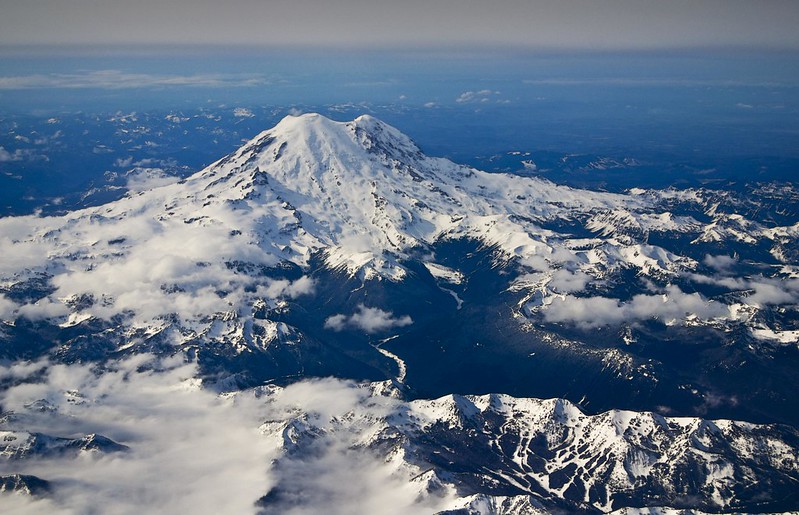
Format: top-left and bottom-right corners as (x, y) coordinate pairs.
(1, 0), (798, 50)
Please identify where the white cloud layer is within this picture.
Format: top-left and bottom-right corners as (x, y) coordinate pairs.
(0, 356), (276, 515)
(689, 273), (799, 307)
(542, 286), (730, 328)
(703, 254), (738, 272)
(455, 89), (501, 104)
(0, 147), (46, 162)
(0, 190), (316, 326)
(124, 168), (181, 192)
(234, 107), (255, 118)
(0, 359), (454, 515)
(325, 304), (412, 333)
(0, 146), (21, 162)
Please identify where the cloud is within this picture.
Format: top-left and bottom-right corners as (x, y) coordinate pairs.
(33, 130), (62, 146)
(521, 78), (786, 88)
(0, 70), (268, 90)
(0, 170), (323, 331)
(260, 276), (316, 299)
(0, 147), (44, 163)
(0, 358), (48, 382)
(0, 146), (20, 162)
(233, 107), (255, 118)
(124, 168), (181, 192)
(689, 273), (799, 307)
(249, 378), (455, 515)
(165, 113), (190, 123)
(703, 254), (738, 272)
(746, 281), (798, 305)
(114, 156), (134, 168)
(542, 286), (730, 328)
(0, 359), (455, 514)
(0, 295), (19, 320)
(0, 356), (277, 515)
(455, 89), (500, 104)
(324, 313), (348, 331)
(15, 298), (70, 321)
(324, 304), (412, 334)
(548, 269), (591, 294)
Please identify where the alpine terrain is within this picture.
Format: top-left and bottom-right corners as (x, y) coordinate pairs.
(1, 114), (798, 513)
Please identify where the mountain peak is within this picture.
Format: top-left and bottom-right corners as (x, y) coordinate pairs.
(245, 113), (422, 166)
(156, 112), (620, 280)
(0, 111), (627, 329)
(271, 112), (339, 132)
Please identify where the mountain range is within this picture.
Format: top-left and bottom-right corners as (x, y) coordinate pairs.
(1, 114), (798, 513)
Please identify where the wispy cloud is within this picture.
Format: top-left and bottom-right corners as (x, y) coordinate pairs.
(0, 146), (46, 162)
(702, 254), (738, 272)
(233, 107), (255, 118)
(521, 78), (793, 88)
(455, 89), (502, 104)
(0, 146), (22, 162)
(688, 273), (799, 307)
(0, 70), (269, 90)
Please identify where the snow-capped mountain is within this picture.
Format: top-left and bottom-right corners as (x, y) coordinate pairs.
(1, 113), (639, 303)
(256, 381), (799, 514)
(1, 114), (799, 513)
(0, 114), (789, 335)
(0, 430), (128, 460)
(1, 115), (796, 408)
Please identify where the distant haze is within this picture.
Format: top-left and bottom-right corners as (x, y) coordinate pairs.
(1, 0), (798, 50)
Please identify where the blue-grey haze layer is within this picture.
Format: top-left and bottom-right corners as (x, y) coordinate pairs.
(1, 49), (798, 214)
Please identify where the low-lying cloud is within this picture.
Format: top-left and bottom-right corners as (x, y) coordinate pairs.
(689, 273), (799, 307)
(0, 146), (46, 163)
(0, 355), (276, 514)
(325, 304), (412, 334)
(124, 168), (181, 192)
(548, 268), (592, 294)
(542, 286), (730, 328)
(455, 89), (503, 104)
(0, 358), (454, 515)
(702, 254), (738, 272)
(0, 197), (316, 325)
